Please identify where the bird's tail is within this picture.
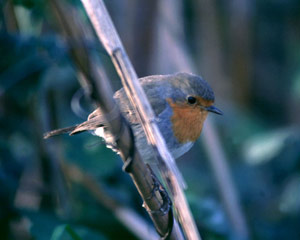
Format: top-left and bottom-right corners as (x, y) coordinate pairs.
(43, 118), (105, 139)
(43, 125), (78, 139)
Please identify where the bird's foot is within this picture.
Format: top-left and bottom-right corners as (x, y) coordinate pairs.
(143, 164), (172, 216)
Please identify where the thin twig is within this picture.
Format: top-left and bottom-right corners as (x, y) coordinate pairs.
(197, 1), (249, 239)
(151, 0), (249, 239)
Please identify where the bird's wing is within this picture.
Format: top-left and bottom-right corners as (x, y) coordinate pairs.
(113, 76), (167, 124)
(44, 75), (167, 138)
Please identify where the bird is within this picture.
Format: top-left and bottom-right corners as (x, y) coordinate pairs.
(44, 72), (222, 164)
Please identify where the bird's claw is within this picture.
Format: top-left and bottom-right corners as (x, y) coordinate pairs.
(143, 164), (172, 216)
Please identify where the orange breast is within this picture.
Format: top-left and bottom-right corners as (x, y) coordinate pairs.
(167, 99), (208, 143)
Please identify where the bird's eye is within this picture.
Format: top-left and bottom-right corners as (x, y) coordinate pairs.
(187, 96), (197, 104)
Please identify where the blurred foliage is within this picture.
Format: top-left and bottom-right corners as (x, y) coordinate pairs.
(1, 0), (300, 239)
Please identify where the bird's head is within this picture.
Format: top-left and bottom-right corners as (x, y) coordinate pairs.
(166, 72), (222, 143)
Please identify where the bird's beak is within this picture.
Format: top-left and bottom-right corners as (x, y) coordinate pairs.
(205, 105), (223, 115)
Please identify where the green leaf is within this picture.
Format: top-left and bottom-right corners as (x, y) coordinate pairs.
(243, 128), (299, 165)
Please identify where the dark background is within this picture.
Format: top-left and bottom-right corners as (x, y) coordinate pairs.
(1, 0), (300, 239)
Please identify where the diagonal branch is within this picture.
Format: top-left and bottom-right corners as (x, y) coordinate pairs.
(47, 0), (185, 239)
(80, 1), (201, 239)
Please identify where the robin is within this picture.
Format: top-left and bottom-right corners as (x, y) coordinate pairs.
(44, 72), (222, 163)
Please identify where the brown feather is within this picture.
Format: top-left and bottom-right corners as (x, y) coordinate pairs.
(43, 125), (78, 139)
(167, 98), (209, 143)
